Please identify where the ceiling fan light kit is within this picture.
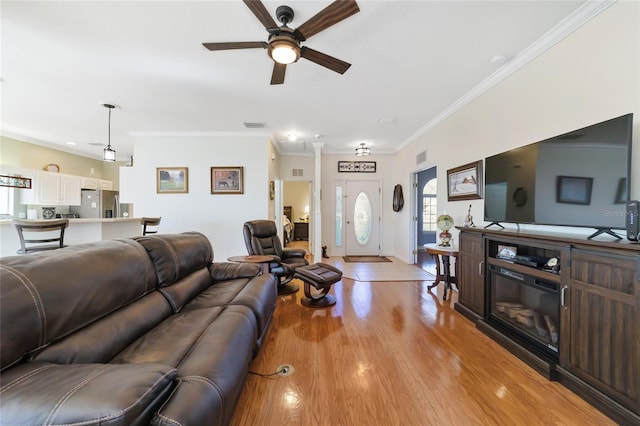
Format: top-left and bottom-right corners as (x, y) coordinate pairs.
(269, 34), (300, 64)
(203, 0), (360, 85)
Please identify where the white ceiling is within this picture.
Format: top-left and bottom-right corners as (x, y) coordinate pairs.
(1, 0), (589, 160)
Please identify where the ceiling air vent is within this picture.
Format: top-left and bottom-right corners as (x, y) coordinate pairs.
(243, 122), (267, 129)
(292, 168), (304, 177)
(416, 150), (427, 165)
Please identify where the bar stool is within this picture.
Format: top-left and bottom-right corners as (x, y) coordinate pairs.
(141, 217), (161, 235)
(13, 219), (69, 254)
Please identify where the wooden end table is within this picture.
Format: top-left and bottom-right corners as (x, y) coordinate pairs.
(424, 243), (459, 301)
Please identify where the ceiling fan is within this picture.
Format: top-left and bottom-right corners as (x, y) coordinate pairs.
(203, 0), (360, 85)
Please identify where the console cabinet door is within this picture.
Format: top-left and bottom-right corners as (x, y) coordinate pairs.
(457, 231), (484, 317)
(568, 249), (639, 414)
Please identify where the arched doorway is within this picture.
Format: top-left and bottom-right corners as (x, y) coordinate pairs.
(417, 167), (437, 247)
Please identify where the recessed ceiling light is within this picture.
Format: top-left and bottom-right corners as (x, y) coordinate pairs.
(377, 118), (396, 124)
(66, 142), (77, 146)
(490, 55), (507, 65)
(288, 132), (298, 142)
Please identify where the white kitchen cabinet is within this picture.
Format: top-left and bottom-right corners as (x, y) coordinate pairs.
(34, 172), (81, 206)
(98, 179), (113, 190)
(80, 177), (99, 189)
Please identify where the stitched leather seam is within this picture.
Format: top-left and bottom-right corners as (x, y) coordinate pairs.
(0, 364), (55, 393)
(0, 265), (47, 346)
(153, 383), (182, 426)
(155, 413), (182, 426)
(44, 369), (176, 426)
(44, 365), (110, 424)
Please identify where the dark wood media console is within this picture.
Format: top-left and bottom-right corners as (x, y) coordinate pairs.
(455, 226), (640, 425)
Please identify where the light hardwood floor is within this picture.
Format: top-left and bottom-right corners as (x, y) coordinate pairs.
(231, 245), (613, 425)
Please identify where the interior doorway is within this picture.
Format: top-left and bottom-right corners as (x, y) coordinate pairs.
(414, 166), (437, 272)
(283, 180), (311, 249)
(416, 166), (437, 246)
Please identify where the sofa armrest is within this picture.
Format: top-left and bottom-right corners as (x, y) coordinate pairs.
(282, 248), (306, 259)
(0, 362), (176, 425)
(209, 262), (261, 281)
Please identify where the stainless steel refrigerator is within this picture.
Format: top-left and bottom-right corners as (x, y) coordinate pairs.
(70, 190), (120, 218)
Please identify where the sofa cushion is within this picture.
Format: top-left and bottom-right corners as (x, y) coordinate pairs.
(135, 232), (213, 288)
(151, 305), (257, 426)
(158, 268), (213, 313)
(185, 274), (277, 338)
(113, 305), (257, 425)
(0, 362), (176, 425)
(0, 239), (157, 371)
(32, 292), (173, 364)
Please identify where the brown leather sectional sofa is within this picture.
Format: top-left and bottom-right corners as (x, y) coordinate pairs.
(0, 232), (277, 425)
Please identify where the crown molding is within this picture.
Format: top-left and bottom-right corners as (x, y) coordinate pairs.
(127, 130), (272, 138)
(397, 0), (616, 152)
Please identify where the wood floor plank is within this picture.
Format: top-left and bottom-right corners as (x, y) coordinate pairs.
(231, 271), (613, 425)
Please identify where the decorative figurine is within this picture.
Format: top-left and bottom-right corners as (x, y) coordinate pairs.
(437, 214), (454, 247)
(464, 204), (475, 227)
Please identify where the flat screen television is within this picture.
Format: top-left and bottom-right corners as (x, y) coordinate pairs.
(484, 113), (633, 239)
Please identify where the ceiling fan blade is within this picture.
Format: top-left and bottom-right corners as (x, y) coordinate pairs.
(300, 47), (351, 74)
(271, 62), (286, 85)
(295, 0), (360, 41)
(243, 0), (278, 30)
(202, 41), (267, 51)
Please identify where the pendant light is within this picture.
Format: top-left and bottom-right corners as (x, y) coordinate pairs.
(102, 103), (116, 162)
(355, 143), (371, 156)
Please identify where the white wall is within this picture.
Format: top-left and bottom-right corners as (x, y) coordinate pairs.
(120, 134), (270, 261)
(393, 1), (639, 262)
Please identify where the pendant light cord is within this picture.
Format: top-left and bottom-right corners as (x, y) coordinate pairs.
(107, 106), (112, 149)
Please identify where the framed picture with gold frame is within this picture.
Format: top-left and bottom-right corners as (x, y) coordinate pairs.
(156, 167), (188, 194)
(211, 166), (244, 194)
(447, 160), (483, 201)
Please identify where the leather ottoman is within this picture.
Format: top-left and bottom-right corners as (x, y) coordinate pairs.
(294, 262), (342, 307)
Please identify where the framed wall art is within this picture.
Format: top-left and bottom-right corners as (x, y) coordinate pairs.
(156, 167), (188, 194)
(338, 161), (376, 173)
(0, 174), (32, 189)
(211, 166), (244, 194)
(447, 160), (483, 201)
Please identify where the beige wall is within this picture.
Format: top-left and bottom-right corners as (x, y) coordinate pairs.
(0, 136), (124, 187)
(392, 1), (640, 262)
(283, 181), (310, 222)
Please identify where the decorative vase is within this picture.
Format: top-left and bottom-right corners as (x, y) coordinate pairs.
(437, 214), (454, 247)
(439, 230), (452, 246)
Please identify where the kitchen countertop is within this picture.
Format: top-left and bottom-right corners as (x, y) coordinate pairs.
(0, 217), (141, 224)
(0, 217), (145, 257)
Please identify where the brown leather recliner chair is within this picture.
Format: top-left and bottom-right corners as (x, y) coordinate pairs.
(243, 220), (309, 294)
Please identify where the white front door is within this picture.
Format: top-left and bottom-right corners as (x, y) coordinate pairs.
(345, 180), (380, 256)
